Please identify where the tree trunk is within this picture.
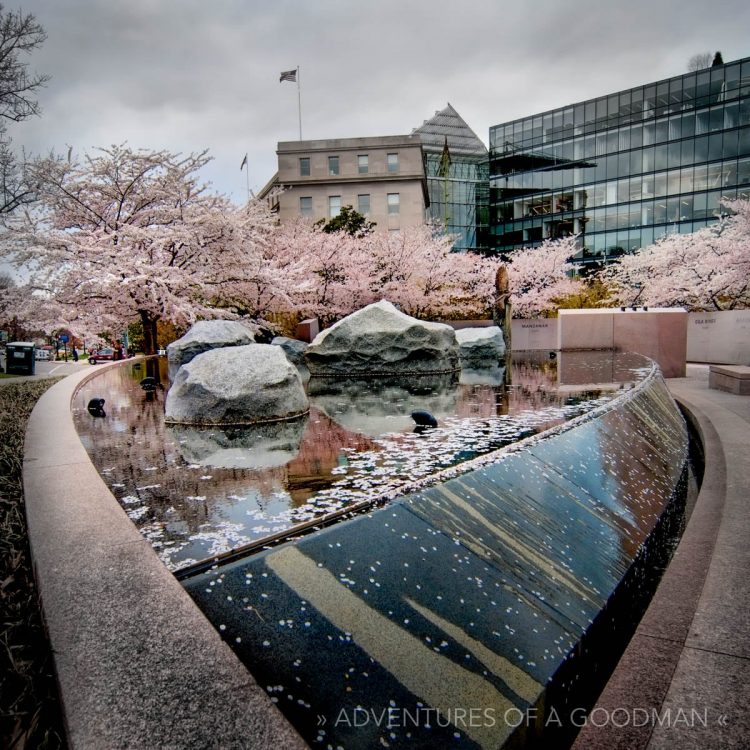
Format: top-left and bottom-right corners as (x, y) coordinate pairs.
(139, 311), (159, 355)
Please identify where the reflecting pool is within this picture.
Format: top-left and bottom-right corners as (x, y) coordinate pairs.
(72, 352), (644, 573)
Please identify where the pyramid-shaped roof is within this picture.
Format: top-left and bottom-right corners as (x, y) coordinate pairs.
(412, 103), (488, 157)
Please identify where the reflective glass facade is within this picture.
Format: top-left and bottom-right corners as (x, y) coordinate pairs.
(489, 56), (750, 262)
(413, 104), (490, 252)
(424, 152), (489, 251)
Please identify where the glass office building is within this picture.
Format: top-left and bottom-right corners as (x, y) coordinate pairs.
(489, 56), (750, 263)
(413, 104), (490, 251)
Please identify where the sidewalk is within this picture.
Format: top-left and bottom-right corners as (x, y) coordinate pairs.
(574, 364), (750, 749)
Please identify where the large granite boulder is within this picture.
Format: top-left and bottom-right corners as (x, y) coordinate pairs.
(165, 344), (308, 426)
(455, 326), (506, 368)
(167, 320), (257, 369)
(304, 300), (460, 376)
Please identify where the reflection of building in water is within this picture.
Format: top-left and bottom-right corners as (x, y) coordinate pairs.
(489, 55), (750, 265)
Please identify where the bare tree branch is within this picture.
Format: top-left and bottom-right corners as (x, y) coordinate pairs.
(0, 5), (49, 122)
(0, 4), (48, 215)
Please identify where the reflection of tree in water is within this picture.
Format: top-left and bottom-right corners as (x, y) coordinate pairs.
(284, 411), (378, 503)
(504, 355), (577, 436)
(454, 382), (507, 419)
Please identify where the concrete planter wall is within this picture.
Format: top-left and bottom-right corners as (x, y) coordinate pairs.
(22, 361), (305, 749)
(512, 310), (750, 368)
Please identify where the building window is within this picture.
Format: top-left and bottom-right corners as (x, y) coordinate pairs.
(358, 155), (369, 174)
(387, 193), (400, 214)
(387, 153), (399, 172)
(299, 157), (310, 176)
(328, 195), (341, 218)
(299, 196), (313, 217)
(357, 194), (370, 215)
(328, 156), (339, 176)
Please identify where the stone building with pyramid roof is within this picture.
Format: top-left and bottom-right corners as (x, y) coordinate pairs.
(260, 103), (488, 251)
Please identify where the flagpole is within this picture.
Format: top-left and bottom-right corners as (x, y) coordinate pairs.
(241, 154), (250, 203)
(297, 65), (302, 140)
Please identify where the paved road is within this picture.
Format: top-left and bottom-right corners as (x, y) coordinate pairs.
(0, 357), (91, 384)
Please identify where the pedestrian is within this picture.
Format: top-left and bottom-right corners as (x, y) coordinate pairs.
(72, 347), (79, 362)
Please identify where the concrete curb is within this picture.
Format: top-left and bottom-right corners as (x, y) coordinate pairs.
(23, 361), (306, 749)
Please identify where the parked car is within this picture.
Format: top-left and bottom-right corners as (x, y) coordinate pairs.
(35, 348), (51, 360)
(88, 347), (115, 364)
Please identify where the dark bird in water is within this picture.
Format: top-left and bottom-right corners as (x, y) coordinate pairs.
(140, 377), (158, 392)
(87, 398), (106, 417)
(411, 410), (437, 428)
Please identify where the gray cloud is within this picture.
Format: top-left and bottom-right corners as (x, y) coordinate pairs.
(8, 0), (750, 202)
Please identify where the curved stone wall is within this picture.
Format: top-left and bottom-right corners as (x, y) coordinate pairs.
(182, 366), (689, 749)
(22, 362), (306, 749)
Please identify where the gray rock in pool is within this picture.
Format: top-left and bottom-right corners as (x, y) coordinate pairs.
(165, 344), (308, 426)
(455, 326), (506, 368)
(167, 320), (257, 369)
(271, 336), (308, 368)
(304, 300), (460, 377)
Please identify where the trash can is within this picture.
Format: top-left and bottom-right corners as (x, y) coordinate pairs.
(5, 342), (36, 375)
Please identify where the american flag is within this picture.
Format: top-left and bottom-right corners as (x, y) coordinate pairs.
(279, 69), (297, 83)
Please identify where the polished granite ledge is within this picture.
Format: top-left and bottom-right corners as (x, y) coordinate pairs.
(573, 367), (750, 750)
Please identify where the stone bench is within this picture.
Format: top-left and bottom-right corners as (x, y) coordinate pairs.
(709, 364), (750, 395)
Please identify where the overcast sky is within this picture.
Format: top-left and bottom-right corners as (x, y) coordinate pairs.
(8, 0), (750, 203)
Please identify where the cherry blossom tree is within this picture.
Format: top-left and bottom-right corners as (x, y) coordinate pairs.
(368, 225), (497, 319)
(604, 198), (750, 311)
(270, 220), (501, 324)
(267, 219), (375, 324)
(7, 142), (593, 348)
(270, 221), (580, 325)
(10, 145), (280, 352)
(199, 189), (311, 321)
(504, 235), (584, 318)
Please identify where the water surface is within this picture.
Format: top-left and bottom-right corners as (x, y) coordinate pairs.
(73, 352), (644, 572)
